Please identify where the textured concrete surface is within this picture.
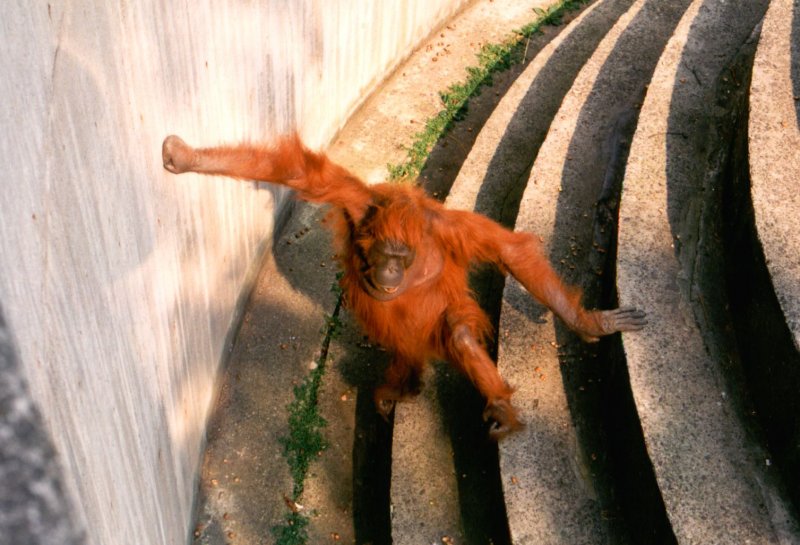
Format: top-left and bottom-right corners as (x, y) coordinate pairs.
(440, 0), (641, 542)
(617, 0), (799, 542)
(0, 1), (470, 544)
(190, 205), (339, 544)
(497, 0), (691, 541)
(750, 0), (800, 351)
(303, 311), (386, 545)
(0, 307), (84, 545)
(391, 365), (465, 545)
(328, 0), (559, 184)
(447, 0), (637, 215)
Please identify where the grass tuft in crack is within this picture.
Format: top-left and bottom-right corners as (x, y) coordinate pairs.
(387, 0), (590, 181)
(271, 303), (343, 545)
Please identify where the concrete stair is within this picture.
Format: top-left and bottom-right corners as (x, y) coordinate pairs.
(436, 1), (642, 543)
(617, 0), (800, 542)
(750, 0), (800, 352)
(191, 0), (800, 544)
(496, 0), (691, 541)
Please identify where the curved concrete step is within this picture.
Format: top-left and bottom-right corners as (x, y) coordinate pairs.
(390, 1), (640, 543)
(303, 311), (380, 545)
(617, 0), (800, 542)
(499, 0), (695, 541)
(737, 0), (800, 530)
(391, 365), (466, 545)
(750, 0), (800, 350)
(446, 0), (636, 215)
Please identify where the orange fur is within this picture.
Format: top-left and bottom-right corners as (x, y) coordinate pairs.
(162, 133), (629, 437)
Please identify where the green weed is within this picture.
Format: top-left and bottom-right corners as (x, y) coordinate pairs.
(387, 0), (591, 181)
(272, 302), (342, 544)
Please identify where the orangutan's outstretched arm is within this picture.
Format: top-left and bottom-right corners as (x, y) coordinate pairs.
(441, 209), (646, 342)
(162, 134), (372, 221)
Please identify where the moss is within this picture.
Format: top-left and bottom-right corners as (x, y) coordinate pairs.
(271, 511), (310, 545)
(272, 305), (342, 544)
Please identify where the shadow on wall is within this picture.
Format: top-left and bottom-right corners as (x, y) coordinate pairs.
(0, 305), (84, 545)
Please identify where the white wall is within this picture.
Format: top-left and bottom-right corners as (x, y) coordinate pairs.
(0, 1), (467, 543)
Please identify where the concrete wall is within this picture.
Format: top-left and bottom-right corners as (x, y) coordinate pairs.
(0, 1), (467, 543)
